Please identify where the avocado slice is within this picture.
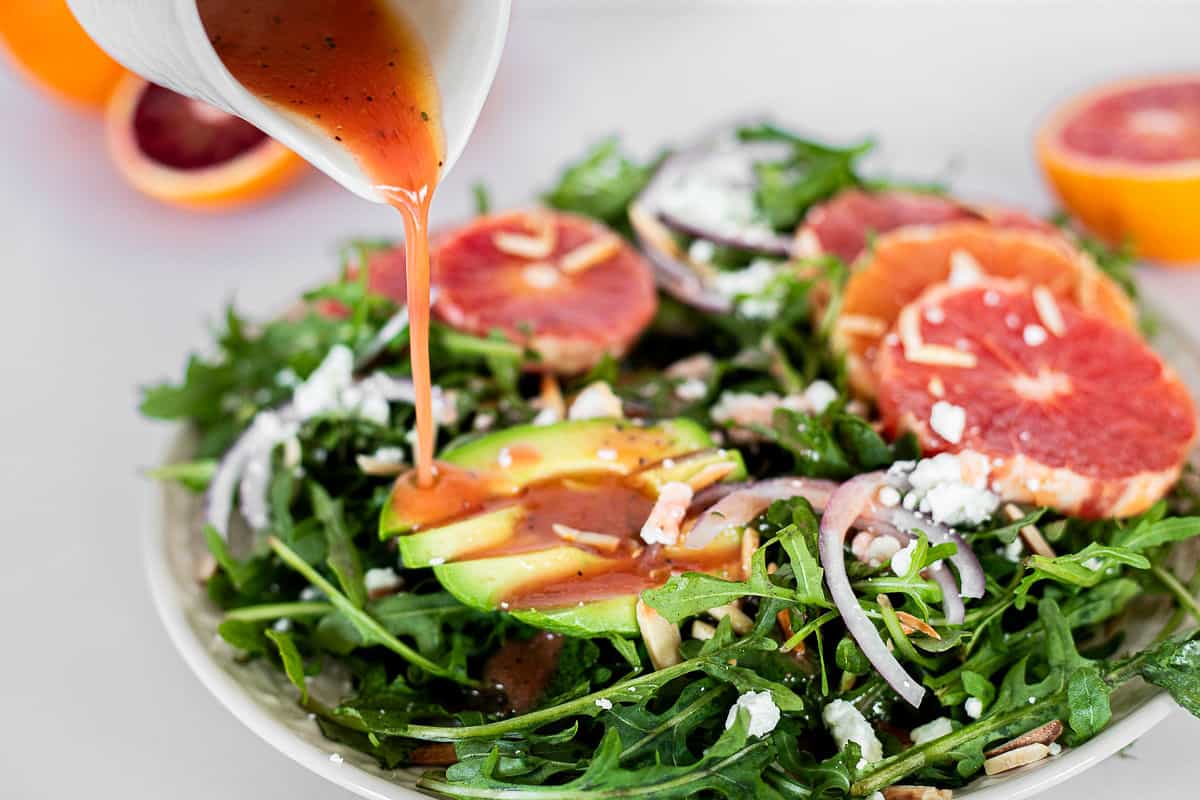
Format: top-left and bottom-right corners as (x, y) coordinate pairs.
(380, 419), (748, 636)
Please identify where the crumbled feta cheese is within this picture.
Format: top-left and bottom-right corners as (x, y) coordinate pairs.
(823, 699), (883, 768)
(532, 406), (561, 426)
(948, 250), (983, 286)
(665, 353), (716, 380)
(867, 793), (885, 800)
(276, 367), (300, 388)
(1048, 742), (1062, 756)
(710, 391), (806, 428)
(675, 378), (708, 401)
(329, 753), (344, 764)
(1003, 537), (1024, 562)
(272, 618), (292, 633)
(497, 447), (513, 468)
(930, 400), (966, 444)
(568, 381), (623, 420)
(299, 585), (325, 602)
(964, 697), (984, 719)
(713, 258), (777, 297)
(737, 296), (780, 319)
(1023, 323), (1048, 347)
(725, 690), (781, 738)
(891, 540), (918, 576)
(474, 411), (496, 431)
(877, 485), (902, 508)
(1083, 557), (1104, 571)
(364, 567), (402, 595)
(911, 716), (954, 745)
(370, 447), (405, 464)
(803, 380), (838, 414)
(688, 238), (717, 265)
(893, 453), (999, 527)
(594, 697), (614, 711)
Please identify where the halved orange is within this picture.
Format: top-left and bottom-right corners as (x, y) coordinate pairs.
(835, 223), (1136, 396)
(1038, 75), (1200, 264)
(105, 74), (306, 211)
(0, 1), (124, 109)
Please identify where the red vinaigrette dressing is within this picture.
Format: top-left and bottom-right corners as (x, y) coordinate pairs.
(198, 0), (442, 486)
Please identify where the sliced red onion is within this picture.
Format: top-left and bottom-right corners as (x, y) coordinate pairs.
(929, 563), (966, 625)
(629, 202), (732, 313)
(819, 472), (926, 708)
(882, 507), (986, 600)
(685, 477), (839, 549)
(657, 209), (793, 257)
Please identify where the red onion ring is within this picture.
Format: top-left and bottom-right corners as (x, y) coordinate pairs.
(819, 472), (926, 708)
(882, 507), (986, 600)
(657, 209), (793, 257)
(685, 477), (839, 549)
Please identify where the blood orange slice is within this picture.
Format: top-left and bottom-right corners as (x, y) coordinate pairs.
(876, 278), (1196, 518)
(1038, 75), (1200, 264)
(432, 210), (658, 373)
(835, 223), (1136, 395)
(105, 74), (305, 210)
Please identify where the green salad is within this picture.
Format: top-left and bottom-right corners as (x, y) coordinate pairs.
(143, 123), (1200, 799)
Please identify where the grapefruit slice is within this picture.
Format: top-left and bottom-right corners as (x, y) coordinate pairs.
(875, 278), (1196, 518)
(431, 210), (658, 373)
(1038, 75), (1200, 263)
(105, 74), (305, 210)
(834, 223), (1136, 395)
(0, 1), (125, 109)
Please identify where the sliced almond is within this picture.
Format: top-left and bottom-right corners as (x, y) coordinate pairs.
(551, 523), (622, 554)
(707, 603), (754, 635)
(898, 304), (978, 368)
(629, 202), (683, 258)
(896, 611), (942, 640)
(560, 235), (621, 275)
(1032, 286), (1066, 336)
(493, 212), (556, 259)
(740, 529), (759, 578)
(948, 249), (984, 285)
(884, 787), (953, 800)
(194, 552), (218, 584)
(356, 454), (408, 476)
(983, 743), (1050, 775)
(1004, 503), (1056, 558)
(686, 461), (736, 491)
(521, 261), (561, 290)
(636, 599), (682, 669)
(984, 719), (1064, 758)
(836, 313), (889, 338)
(690, 619), (717, 641)
(538, 374), (566, 419)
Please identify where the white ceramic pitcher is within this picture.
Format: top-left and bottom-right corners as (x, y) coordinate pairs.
(67, 0), (510, 202)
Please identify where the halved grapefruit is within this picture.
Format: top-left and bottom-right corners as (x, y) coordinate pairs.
(106, 74), (306, 210)
(1038, 75), (1200, 264)
(0, 1), (124, 109)
(875, 278), (1196, 518)
(834, 223), (1136, 395)
(431, 210), (658, 373)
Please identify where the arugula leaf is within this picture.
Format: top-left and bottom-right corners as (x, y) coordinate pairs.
(1113, 514), (1200, 552)
(1136, 633), (1200, 717)
(641, 544), (801, 623)
(310, 483), (367, 609)
(203, 524), (266, 593)
(147, 459), (217, 491)
(1066, 667), (1111, 740)
(543, 138), (662, 237)
(266, 628), (309, 703)
(1015, 543), (1150, 603)
(771, 498), (827, 606)
(604, 679), (734, 765)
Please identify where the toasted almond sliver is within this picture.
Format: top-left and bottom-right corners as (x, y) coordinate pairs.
(690, 619), (717, 641)
(539, 374), (566, 418)
(356, 454), (408, 476)
(907, 344), (978, 368)
(884, 786), (954, 800)
(1004, 503), (1057, 558)
(551, 523), (622, 554)
(707, 603), (754, 635)
(687, 461), (736, 491)
(522, 261), (561, 290)
(983, 743), (1050, 775)
(1033, 286), (1066, 336)
(740, 529), (759, 579)
(560, 235), (621, 275)
(896, 611), (942, 640)
(984, 719), (1064, 757)
(637, 599), (682, 669)
(493, 212), (557, 259)
(837, 313), (889, 337)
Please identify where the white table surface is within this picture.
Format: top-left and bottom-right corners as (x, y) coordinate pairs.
(3, 2), (1198, 797)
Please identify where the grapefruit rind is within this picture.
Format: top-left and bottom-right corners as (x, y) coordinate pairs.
(876, 278), (1196, 518)
(1037, 75), (1200, 263)
(105, 74), (306, 211)
(835, 222), (1137, 396)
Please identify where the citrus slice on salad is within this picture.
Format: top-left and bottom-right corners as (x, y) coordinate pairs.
(875, 278), (1196, 518)
(835, 223), (1136, 395)
(105, 74), (306, 210)
(0, 0), (125, 109)
(431, 210), (659, 373)
(1038, 75), (1200, 264)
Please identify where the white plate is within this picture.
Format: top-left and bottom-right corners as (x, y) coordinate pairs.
(144, 314), (1200, 800)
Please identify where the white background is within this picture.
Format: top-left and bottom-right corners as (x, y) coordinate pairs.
(3, 1), (1199, 797)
